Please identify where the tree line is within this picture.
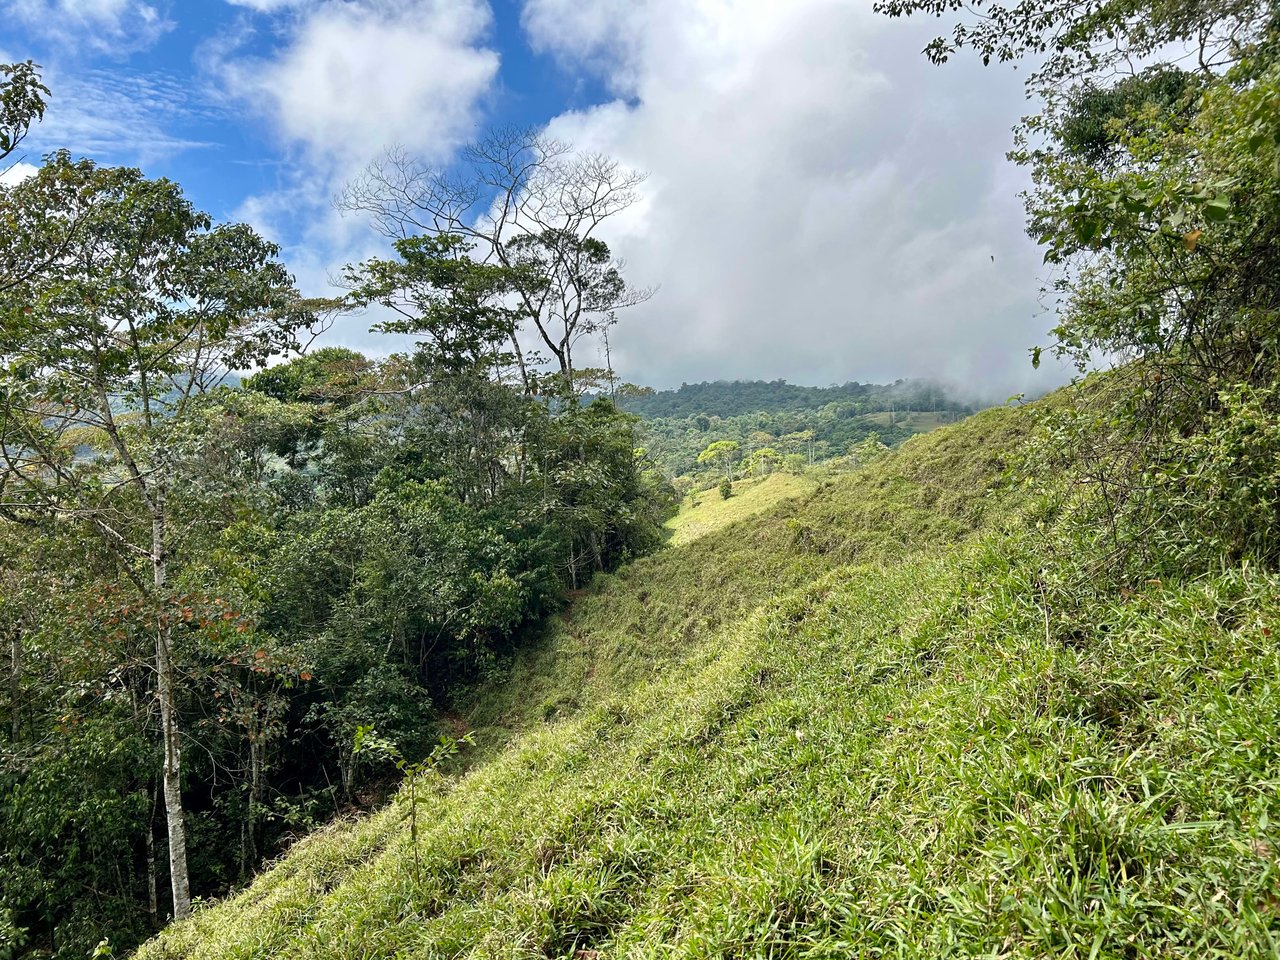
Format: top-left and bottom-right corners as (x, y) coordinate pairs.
(617, 378), (971, 420)
(631, 393), (965, 482)
(0, 70), (673, 958)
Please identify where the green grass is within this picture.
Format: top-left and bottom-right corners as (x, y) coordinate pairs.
(858, 409), (958, 432)
(667, 473), (818, 547)
(466, 405), (1028, 741)
(138, 398), (1280, 959)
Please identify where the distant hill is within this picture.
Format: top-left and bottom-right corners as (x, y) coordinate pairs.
(617, 378), (971, 420)
(615, 378), (975, 478)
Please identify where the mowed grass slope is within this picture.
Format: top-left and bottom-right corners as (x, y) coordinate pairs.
(139, 401), (1280, 959)
(666, 473), (819, 548)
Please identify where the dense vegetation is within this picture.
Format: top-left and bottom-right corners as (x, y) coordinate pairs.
(6, 0), (1280, 952)
(138, 390), (1280, 959)
(0, 80), (673, 958)
(620, 379), (971, 480)
(137, 0), (1280, 952)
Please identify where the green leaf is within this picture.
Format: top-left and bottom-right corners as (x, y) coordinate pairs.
(1074, 217), (1101, 244)
(1203, 197), (1231, 222)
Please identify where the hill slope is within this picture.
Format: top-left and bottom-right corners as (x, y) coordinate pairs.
(621, 381), (974, 479)
(139, 400), (1280, 959)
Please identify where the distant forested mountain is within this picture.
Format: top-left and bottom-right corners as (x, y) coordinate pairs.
(617, 378), (976, 478)
(618, 378), (970, 420)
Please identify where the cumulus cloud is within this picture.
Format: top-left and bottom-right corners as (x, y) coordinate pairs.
(0, 161), (38, 185)
(3, 0), (172, 53)
(524, 0), (1061, 396)
(216, 0), (498, 170)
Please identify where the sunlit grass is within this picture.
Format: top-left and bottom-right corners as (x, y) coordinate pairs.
(858, 409), (958, 432)
(667, 472), (817, 547)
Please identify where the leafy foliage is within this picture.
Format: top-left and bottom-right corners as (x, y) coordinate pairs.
(0, 60), (47, 166)
(618, 377), (968, 419)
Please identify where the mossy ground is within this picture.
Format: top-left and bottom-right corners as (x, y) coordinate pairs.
(138, 399), (1280, 959)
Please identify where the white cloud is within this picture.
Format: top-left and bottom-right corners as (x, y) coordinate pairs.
(207, 0), (501, 352)
(21, 67), (214, 165)
(216, 0), (498, 169)
(3, 0), (172, 53)
(524, 0), (1061, 396)
(0, 161), (38, 185)
(222, 0), (312, 12)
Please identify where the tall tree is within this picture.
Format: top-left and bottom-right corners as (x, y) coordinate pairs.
(339, 128), (650, 391)
(0, 152), (306, 919)
(697, 439), (741, 482)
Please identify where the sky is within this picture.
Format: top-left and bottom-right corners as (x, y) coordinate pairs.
(0, 0), (1068, 396)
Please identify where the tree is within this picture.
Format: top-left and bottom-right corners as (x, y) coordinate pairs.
(849, 433), (889, 467)
(746, 446), (781, 476)
(873, 0), (1274, 88)
(697, 439), (741, 482)
(0, 61), (48, 171)
(338, 129), (651, 391)
(343, 233), (540, 504)
(0, 152), (306, 920)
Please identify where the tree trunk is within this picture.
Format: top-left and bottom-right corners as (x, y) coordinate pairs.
(145, 792), (158, 928)
(9, 627), (20, 741)
(244, 731), (263, 878)
(152, 502), (192, 920)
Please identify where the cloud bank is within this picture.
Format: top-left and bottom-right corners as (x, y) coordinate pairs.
(526, 0), (1058, 395)
(204, 0), (1061, 396)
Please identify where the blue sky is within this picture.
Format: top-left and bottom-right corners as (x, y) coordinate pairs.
(1, 1), (605, 228)
(0, 0), (1065, 395)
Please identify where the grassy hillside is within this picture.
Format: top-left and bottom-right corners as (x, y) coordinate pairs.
(138, 398), (1280, 959)
(665, 474), (819, 548)
(857, 409), (958, 432)
(465, 405), (1027, 743)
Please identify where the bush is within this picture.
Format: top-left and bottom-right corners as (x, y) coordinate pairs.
(1020, 379), (1280, 583)
(1132, 383), (1280, 572)
(719, 479), (733, 500)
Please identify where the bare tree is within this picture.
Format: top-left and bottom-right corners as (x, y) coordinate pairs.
(338, 128), (652, 392)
